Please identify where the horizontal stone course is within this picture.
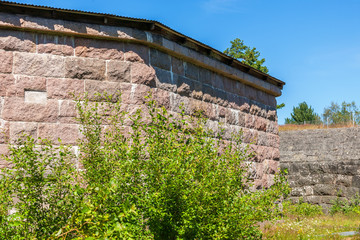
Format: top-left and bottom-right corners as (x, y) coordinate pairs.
(2, 97), (58, 122)
(13, 52), (65, 77)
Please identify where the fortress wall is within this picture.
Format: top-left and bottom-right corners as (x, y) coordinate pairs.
(0, 10), (283, 188)
(280, 128), (360, 207)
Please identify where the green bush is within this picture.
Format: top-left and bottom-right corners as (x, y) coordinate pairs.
(0, 92), (290, 239)
(330, 194), (360, 215)
(283, 198), (323, 217)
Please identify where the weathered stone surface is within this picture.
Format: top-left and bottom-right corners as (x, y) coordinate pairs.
(75, 38), (123, 60)
(152, 88), (170, 109)
(280, 128), (360, 202)
(0, 74), (15, 96)
(171, 57), (184, 76)
(124, 51), (144, 63)
(107, 61), (131, 82)
(2, 97), (58, 122)
(38, 34), (74, 56)
(150, 48), (171, 71)
(130, 84), (151, 105)
(124, 43), (149, 64)
(38, 123), (80, 145)
(47, 78), (84, 99)
(6, 75), (46, 97)
(59, 100), (77, 123)
(130, 62), (156, 86)
(9, 122), (38, 142)
(85, 80), (121, 100)
(0, 30), (36, 52)
(14, 52), (65, 77)
(190, 99), (215, 119)
(65, 57), (105, 80)
(184, 62), (199, 80)
(154, 67), (173, 90)
(255, 116), (267, 132)
(0, 50), (12, 73)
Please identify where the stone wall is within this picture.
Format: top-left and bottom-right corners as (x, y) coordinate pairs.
(0, 7), (283, 188)
(280, 128), (360, 208)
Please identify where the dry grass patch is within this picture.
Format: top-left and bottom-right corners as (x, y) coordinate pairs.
(262, 214), (360, 239)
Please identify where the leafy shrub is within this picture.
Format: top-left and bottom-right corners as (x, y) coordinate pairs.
(0, 92), (290, 239)
(282, 199), (323, 218)
(330, 194), (360, 215)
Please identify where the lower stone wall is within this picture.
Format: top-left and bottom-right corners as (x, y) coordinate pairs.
(280, 128), (360, 208)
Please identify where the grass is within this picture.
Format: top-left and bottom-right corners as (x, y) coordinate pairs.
(262, 213), (360, 239)
(279, 123), (357, 132)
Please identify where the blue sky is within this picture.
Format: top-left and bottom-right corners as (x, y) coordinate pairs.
(11, 0), (360, 124)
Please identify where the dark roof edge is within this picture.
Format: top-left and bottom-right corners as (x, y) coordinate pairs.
(0, 0), (285, 88)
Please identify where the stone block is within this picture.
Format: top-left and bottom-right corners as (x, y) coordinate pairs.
(152, 88), (170, 109)
(238, 111), (246, 127)
(75, 38), (123, 60)
(184, 62), (199, 80)
(267, 110), (277, 121)
(38, 123), (80, 145)
(190, 81), (203, 100)
(65, 57), (105, 80)
(9, 122), (38, 143)
(38, 34), (74, 56)
(0, 30), (36, 52)
(150, 48), (171, 71)
(212, 74), (224, 90)
(59, 100), (77, 124)
(2, 97), (58, 122)
(257, 132), (268, 146)
(47, 78), (84, 99)
(223, 77), (236, 94)
(268, 96), (277, 108)
(202, 84), (215, 103)
(14, 52), (65, 78)
(85, 80), (121, 100)
(0, 50), (12, 73)
(199, 68), (212, 85)
(250, 104), (261, 116)
(244, 85), (257, 100)
(255, 116), (267, 131)
(0, 121), (10, 144)
(169, 93), (190, 114)
(6, 75), (46, 97)
(0, 74), (15, 97)
(131, 84), (151, 105)
(240, 102), (250, 113)
(313, 184), (336, 196)
(176, 76), (194, 97)
(130, 62), (156, 86)
(107, 61), (131, 82)
(154, 67), (175, 92)
(171, 57), (184, 75)
(124, 43), (149, 64)
(245, 114), (255, 128)
(25, 90), (47, 104)
(124, 51), (144, 63)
